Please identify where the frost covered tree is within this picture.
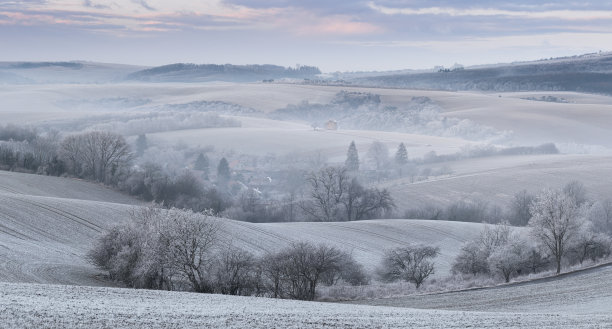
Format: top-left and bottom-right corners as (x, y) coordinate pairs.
(563, 180), (588, 206)
(366, 141), (389, 171)
(529, 189), (583, 274)
(379, 245), (439, 288)
(586, 199), (612, 235)
(488, 236), (528, 282)
(567, 220), (611, 265)
(135, 134), (148, 157)
(345, 141), (359, 171)
(452, 223), (512, 276)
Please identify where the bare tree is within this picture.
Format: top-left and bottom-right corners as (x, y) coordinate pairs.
(214, 245), (257, 296)
(529, 189), (583, 274)
(259, 242), (352, 301)
(301, 167), (348, 221)
(61, 131), (131, 184)
(379, 245), (439, 289)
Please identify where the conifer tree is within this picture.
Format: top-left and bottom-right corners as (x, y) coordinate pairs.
(395, 143), (408, 176)
(345, 141), (359, 171)
(217, 157), (230, 185)
(395, 143), (408, 166)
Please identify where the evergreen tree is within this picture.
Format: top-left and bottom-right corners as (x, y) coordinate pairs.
(345, 141), (359, 171)
(217, 157), (230, 185)
(194, 153), (209, 171)
(194, 153), (210, 179)
(395, 143), (408, 166)
(135, 134), (148, 157)
(395, 143), (408, 177)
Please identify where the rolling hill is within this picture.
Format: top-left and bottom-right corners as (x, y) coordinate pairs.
(125, 63), (321, 83)
(0, 171), (485, 287)
(381, 154), (612, 210)
(356, 52), (612, 95)
(2, 82), (611, 149)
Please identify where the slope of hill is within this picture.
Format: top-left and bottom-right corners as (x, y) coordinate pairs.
(0, 61), (145, 84)
(383, 154), (612, 210)
(0, 171), (139, 205)
(2, 82), (611, 149)
(356, 53), (612, 94)
(0, 172), (486, 285)
(2, 280), (610, 329)
(350, 263), (612, 315)
(125, 63), (321, 82)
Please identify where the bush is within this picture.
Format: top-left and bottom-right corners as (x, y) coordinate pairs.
(378, 245), (439, 289)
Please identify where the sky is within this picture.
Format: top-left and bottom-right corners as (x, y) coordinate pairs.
(1, 0), (612, 72)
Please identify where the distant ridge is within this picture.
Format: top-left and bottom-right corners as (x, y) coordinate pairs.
(125, 63), (321, 82)
(354, 52), (612, 94)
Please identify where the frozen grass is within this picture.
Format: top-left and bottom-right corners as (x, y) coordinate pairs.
(349, 260), (612, 315)
(383, 153), (612, 209)
(1, 281), (611, 329)
(320, 257), (612, 302)
(0, 172), (489, 285)
(0, 171), (139, 205)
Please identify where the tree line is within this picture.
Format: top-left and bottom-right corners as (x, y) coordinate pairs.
(89, 206), (436, 300)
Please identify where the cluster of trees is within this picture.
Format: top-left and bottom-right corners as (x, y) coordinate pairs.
(452, 184), (612, 283)
(299, 166), (395, 222)
(89, 206), (368, 300)
(271, 92), (510, 142)
(344, 140), (413, 180)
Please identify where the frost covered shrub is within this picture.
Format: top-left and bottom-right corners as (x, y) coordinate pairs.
(270, 93), (511, 142)
(378, 245), (440, 289)
(452, 224), (512, 276)
(89, 206), (221, 292)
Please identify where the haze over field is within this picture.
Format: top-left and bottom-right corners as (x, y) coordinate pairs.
(2, 0), (612, 328)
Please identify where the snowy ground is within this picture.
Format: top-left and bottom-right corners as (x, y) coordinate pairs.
(148, 116), (475, 158)
(0, 171), (486, 285)
(349, 263), (612, 316)
(2, 83), (612, 148)
(382, 154), (612, 209)
(1, 281), (611, 329)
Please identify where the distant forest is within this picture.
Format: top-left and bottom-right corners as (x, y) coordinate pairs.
(126, 63), (321, 82)
(356, 54), (612, 95)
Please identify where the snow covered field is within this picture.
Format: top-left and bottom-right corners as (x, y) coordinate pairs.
(382, 154), (612, 209)
(2, 82), (612, 148)
(0, 171), (485, 285)
(350, 263), (612, 316)
(1, 281), (610, 329)
(148, 116), (474, 158)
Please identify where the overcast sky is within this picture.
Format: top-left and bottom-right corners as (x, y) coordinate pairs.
(1, 0), (611, 71)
